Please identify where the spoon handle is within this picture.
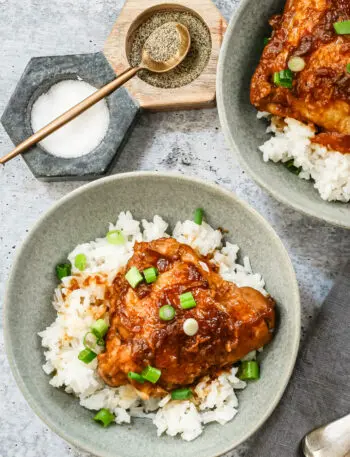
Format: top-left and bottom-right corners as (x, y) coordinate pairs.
(0, 66), (140, 164)
(302, 414), (350, 457)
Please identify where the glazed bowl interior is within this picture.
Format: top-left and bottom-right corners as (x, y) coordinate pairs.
(217, 0), (350, 228)
(4, 173), (300, 457)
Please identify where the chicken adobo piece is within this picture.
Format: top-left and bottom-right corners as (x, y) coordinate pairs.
(251, 0), (350, 153)
(98, 238), (275, 396)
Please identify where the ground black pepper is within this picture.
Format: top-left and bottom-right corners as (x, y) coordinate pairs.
(144, 22), (180, 63)
(129, 11), (212, 89)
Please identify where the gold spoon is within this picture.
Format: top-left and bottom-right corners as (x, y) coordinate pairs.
(0, 23), (191, 165)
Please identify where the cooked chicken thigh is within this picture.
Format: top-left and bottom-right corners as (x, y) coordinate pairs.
(98, 238), (275, 396)
(251, 0), (350, 152)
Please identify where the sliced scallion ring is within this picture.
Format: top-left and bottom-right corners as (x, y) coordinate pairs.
(283, 159), (302, 175)
(334, 20), (350, 34)
(128, 371), (145, 383)
(273, 69), (293, 88)
(347, 63), (350, 73)
(93, 408), (115, 427)
(141, 366), (161, 383)
(238, 361), (260, 380)
(180, 292), (197, 309)
(78, 348), (97, 364)
(91, 319), (109, 339)
(55, 262), (71, 280)
(143, 267), (158, 284)
(159, 305), (176, 321)
(171, 388), (193, 400)
(183, 318), (199, 336)
(74, 253), (87, 271)
(193, 208), (204, 225)
(125, 266), (143, 288)
(83, 331), (97, 348)
(288, 56), (305, 72)
(106, 230), (125, 245)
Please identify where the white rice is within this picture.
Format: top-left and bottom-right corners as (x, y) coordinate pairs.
(258, 113), (350, 202)
(39, 212), (266, 441)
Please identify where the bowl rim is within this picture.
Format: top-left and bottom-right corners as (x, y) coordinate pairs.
(216, 0), (350, 230)
(4, 171), (300, 457)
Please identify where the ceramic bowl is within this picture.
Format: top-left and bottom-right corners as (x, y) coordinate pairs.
(217, 0), (350, 229)
(4, 172), (300, 457)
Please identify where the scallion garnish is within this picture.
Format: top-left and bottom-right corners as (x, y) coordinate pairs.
(159, 305), (176, 321)
(193, 208), (204, 225)
(183, 318), (199, 336)
(171, 388), (193, 400)
(238, 360), (260, 380)
(283, 159), (302, 175)
(347, 63), (350, 73)
(128, 371), (145, 383)
(141, 366), (161, 383)
(83, 332), (99, 351)
(93, 408), (115, 427)
(180, 291), (197, 309)
(288, 56), (305, 72)
(143, 267), (158, 284)
(125, 266), (143, 288)
(74, 253), (87, 271)
(263, 37), (270, 46)
(56, 262), (71, 280)
(333, 20), (350, 34)
(78, 348), (97, 364)
(106, 229), (125, 245)
(91, 319), (109, 339)
(273, 69), (293, 88)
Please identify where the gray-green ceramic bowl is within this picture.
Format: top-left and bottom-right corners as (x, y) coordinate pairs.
(4, 172), (300, 457)
(217, 0), (350, 229)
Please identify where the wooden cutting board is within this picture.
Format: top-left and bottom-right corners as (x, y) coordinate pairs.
(103, 0), (227, 111)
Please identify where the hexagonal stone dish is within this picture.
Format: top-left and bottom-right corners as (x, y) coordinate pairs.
(1, 52), (140, 181)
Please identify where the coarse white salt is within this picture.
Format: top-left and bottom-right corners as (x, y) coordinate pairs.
(31, 79), (110, 159)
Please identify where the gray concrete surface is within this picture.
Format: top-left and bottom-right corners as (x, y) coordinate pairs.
(0, 1), (349, 456)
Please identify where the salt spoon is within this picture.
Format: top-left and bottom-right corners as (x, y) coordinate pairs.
(0, 22), (191, 164)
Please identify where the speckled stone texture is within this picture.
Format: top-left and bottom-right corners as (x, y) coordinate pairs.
(0, 1), (349, 457)
(1, 52), (140, 181)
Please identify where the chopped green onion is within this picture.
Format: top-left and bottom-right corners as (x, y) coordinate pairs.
(193, 208), (204, 225)
(273, 69), (293, 88)
(141, 366), (161, 383)
(74, 253), (87, 271)
(143, 267), (158, 284)
(93, 408), (115, 427)
(106, 230), (125, 245)
(183, 318), (199, 336)
(159, 305), (176, 321)
(263, 37), (270, 46)
(91, 319), (109, 339)
(171, 388), (193, 400)
(280, 69), (293, 80)
(334, 20), (350, 34)
(283, 159), (302, 175)
(180, 291), (197, 309)
(56, 263), (71, 280)
(288, 56), (305, 72)
(238, 361), (260, 380)
(78, 348), (97, 364)
(347, 63), (350, 73)
(125, 266), (143, 288)
(128, 371), (145, 383)
(83, 331), (98, 348)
